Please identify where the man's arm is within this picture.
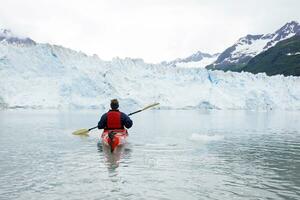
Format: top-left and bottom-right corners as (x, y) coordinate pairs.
(98, 113), (107, 129)
(121, 113), (133, 129)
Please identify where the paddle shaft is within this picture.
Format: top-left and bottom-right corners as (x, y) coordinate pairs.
(128, 110), (142, 116)
(88, 126), (98, 131)
(128, 103), (159, 116)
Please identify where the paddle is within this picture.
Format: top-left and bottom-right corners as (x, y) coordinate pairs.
(128, 102), (160, 116)
(72, 102), (159, 136)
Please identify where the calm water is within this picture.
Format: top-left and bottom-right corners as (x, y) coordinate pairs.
(0, 110), (300, 200)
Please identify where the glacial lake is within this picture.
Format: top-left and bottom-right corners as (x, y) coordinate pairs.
(0, 109), (300, 200)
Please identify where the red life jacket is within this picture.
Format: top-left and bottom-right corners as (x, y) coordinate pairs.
(106, 110), (123, 129)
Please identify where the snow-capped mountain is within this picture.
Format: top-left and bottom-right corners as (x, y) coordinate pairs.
(0, 29), (36, 45)
(162, 51), (219, 68)
(243, 35), (300, 76)
(1, 28), (300, 110)
(207, 21), (300, 71)
(264, 21), (300, 49)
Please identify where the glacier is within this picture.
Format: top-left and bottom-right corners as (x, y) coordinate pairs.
(0, 39), (300, 111)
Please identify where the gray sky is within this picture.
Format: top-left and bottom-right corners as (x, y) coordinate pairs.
(0, 0), (299, 62)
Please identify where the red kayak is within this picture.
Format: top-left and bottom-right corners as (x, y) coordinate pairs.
(101, 129), (128, 152)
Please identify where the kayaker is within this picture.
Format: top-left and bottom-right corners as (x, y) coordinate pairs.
(97, 99), (133, 130)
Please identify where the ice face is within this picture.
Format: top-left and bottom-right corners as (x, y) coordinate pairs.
(0, 40), (300, 110)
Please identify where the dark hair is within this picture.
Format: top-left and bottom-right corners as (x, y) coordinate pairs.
(110, 99), (119, 109)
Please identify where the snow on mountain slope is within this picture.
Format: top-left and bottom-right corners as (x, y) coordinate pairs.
(169, 54), (219, 69)
(162, 51), (219, 68)
(208, 21), (300, 71)
(0, 30), (300, 110)
(0, 29), (36, 45)
(264, 21), (300, 49)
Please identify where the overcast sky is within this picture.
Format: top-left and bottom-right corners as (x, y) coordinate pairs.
(0, 0), (299, 62)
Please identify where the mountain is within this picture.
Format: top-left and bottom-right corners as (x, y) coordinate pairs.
(242, 35), (300, 76)
(0, 29), (36, 45)
(162, 51), (219, 68)
(206, 21), (300, 72)
(1, 29), (300, 110)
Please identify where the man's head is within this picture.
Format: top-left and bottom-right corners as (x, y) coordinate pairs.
(110, 99), (119, 110)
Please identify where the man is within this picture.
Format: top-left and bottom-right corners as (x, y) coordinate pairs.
(98, 99), (133, 130)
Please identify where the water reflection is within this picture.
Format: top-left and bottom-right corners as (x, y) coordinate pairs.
(97, 142), (132, 171)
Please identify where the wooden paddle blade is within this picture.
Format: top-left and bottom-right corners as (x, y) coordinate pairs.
(72, 129), (89, 136)
(142, 103), (160, 111)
